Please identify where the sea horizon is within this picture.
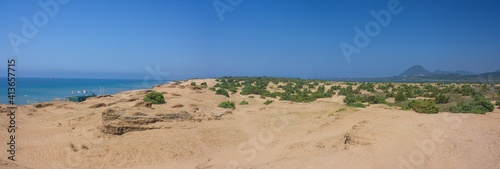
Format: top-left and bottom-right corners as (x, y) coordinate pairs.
(0, 77), (172, 105)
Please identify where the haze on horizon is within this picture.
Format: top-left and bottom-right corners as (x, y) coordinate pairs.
(1, 0), (499, 80)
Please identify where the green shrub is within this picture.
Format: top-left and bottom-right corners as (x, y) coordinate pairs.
(216, 88), (229, 97)
(435, 94), (450, 104)
(218, 101), (235, 109)
(143, 91), (166, 104)
(335, 108), (347, 112)
(450, 95), (495, 114)
(249, 96), (255, 98)
(459, 85), (476, 96)
(363, 95), (387, 104)
(264, 100), (273, 105)
(395, 92), (408, 102)
(385, 91), (396, 98)
(475, 99), (494, 112)
(496, 100), (500, 108)
(209, 87), (216, 91)
(239, 100), (249, 105)
(200, 82), (208, 87)
(190, 82), (196, 86)
(407, 99), (439, 114)
(348, 102), (366, 108)
(343, 94), (365, 107)
(343, 94), (358, 105)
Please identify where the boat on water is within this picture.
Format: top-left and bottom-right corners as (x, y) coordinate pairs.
(67, 93), (97, 102)
(27, 100), (38, 104)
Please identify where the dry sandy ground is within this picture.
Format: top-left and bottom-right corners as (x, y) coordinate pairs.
(1, 79), (499, 169)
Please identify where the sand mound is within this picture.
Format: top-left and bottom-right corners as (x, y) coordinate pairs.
(1, 79), (499, 169)
(101, 108), (193, 135)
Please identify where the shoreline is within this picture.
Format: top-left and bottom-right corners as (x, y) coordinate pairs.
(2, 78), (173, 105)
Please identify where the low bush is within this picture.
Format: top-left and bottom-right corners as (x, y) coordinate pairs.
(335, 108), (347, 112)
(450, 95), (495, 114)
(200, 82), (207, 86)
(395, 92), (408, 102)
(435, 94), (450, 104)
(239, 100), (249, 105)
(348, 102), (366, 108)
(406, 99), (439, 114)
(143, 91), (166, 104)
(343, 94), (358, 105)
(216, 88), (229, 97)
(343, 94), (366, 108)
(218, 101), (235, 109)
(264, 100), (273, 105)
(190, 82), (196, 86)
(363, 95), (387, 104)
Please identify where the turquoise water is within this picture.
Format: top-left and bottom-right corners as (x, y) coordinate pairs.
(0, 78), (171, 105)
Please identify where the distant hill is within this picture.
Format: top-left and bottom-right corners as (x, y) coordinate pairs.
(329, 66), (500, 83)
(400, 65), (475, 77)
(399, 65), (433, 77)
(454, 70), (474, 75)
(434, 69), (453, 75)
(435, 70), (474, 75)
(394, 66), (500, 82)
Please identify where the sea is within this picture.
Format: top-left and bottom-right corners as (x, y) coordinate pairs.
(0, 78), (171, 105)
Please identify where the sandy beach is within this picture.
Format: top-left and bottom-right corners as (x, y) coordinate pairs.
(1, 79), (499, 169)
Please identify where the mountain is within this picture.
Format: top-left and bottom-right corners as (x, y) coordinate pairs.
(331, 66), (500, 82)
(454, 70), (474, 75)
(434, 69), (453, 74)
(434, 69), (474, 75)
(398, 65), (433, 77)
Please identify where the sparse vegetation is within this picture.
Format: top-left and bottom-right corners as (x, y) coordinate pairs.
(218, 101), (235, 109)
(264, 100), (273, 105)
(239, 100), (249, 105)
(395, 92), (408, 102)
(215, 88), (229, 97)
(210, 77), (499, 114)
(343, 94), (366, 108)
(349, 102), (366, 108)
(143, 91), (166, 104)
(200, 82), (207, 86)
(405, 99), (439, 114)
(190, 82), (196, 86)
(450, 94), (495, 114)
(336, 108), (347, 112)
(435, 94), (450, 104)
(363, 95), (387, 104)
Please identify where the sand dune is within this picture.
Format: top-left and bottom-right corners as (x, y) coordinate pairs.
(1, 79), (499, 169)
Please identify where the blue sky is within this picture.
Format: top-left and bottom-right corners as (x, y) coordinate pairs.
(1, 0), (499, 79)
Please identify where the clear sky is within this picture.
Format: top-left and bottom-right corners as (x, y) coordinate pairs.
(1, 0), (499, 79)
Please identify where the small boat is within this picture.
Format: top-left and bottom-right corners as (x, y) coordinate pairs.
(68, 93), (97, 102)
(27, 100), (38, 104)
